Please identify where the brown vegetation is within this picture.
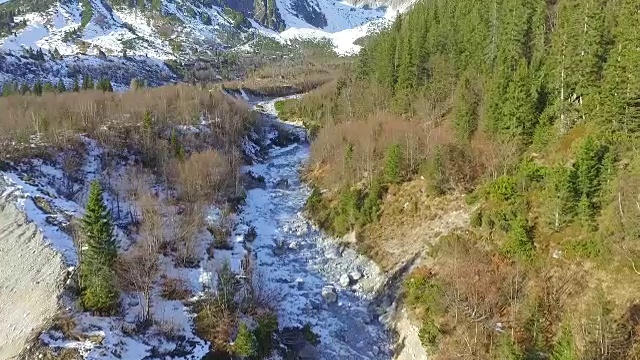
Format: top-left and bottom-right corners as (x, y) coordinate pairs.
(0, 84), (253, 163)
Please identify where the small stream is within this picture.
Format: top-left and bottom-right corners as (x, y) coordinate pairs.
(236, 97), (394, 359)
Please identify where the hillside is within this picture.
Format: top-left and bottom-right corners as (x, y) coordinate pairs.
(0, 0), (410, 87)
(280, 0), (640, 358)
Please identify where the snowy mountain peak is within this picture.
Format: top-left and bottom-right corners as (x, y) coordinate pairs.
(0, 0), (414, 87)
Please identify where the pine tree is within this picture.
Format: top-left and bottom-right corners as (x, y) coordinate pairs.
(234, 323), (257, 357)
(82, 75), (93, 90)
(453, 76), (478, 141)
(43, 82), (55, 93)
(33, 80), (43, 96)
(81, 180), (119, 314)
(384, 143), (403, 184)
(543, 166), (578, 232)
(359, 176), (384, 225)
(552, 322), (579, 360)
(500, 60), (537, 142)
(2, 82), (13, 96)
(73, 77), (80, 92)
(19, 83), (30, 95)
(574, 136), (604, 226)
(493, 335), (523, 360)
(56, 79), (66, 92)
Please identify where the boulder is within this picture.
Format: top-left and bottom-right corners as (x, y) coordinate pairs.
(349, 270), (363, 281)
(274, 178), (289, 189)
(339, 274), (351, 287)
(321, 285), (338, 303)
(243, 171), (266, 189)
(298, 342), (319, 358)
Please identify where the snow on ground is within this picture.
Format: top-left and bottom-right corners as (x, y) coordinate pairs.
(252, 2), (408, 55)
(0, 0), (402, 59)
(2, 13), (51, 51)
(0, 133), (212, 359)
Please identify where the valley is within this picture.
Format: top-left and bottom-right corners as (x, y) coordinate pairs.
(1, 0), (640, 358)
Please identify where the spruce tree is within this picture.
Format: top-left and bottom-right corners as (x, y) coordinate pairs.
(56, 79), (66, 92)
(394, 34), (416, 114)
(493, 335), (523, 360)
(574, 136), (604, 227)
(82, 75), (93, 90)
(500, 60), (537, 142)
(2, 82), (13, 96)
(503, 214), (535, 262)
(552, 322), (578, 360)
(453, 76), (478, 141)
(543, 166), (578, 232)
(33, 80), (43, 96)
(359, 176), (384, 225)
(73, 77), (79, 92)
(43, 82), (55, 93)
(384, 143), (403, 184)
(81, 180), (119, 314)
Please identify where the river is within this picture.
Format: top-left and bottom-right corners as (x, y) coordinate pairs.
(235, 97), (394, 359)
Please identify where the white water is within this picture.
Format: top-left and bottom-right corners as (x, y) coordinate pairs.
(237, 97), (393, 359)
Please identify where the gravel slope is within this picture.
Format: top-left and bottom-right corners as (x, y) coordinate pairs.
(0, 199), (67, 360)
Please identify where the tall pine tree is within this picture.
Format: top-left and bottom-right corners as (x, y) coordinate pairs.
(81, 180), (119, 314)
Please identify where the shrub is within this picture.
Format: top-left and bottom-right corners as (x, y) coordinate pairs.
(234, 323), (257, 357)
(161, 277), (193, 301)
(208, 215), (234, 250)
(404, 269), (443, 314)
(418, 318), (441, 351)
(487, 175), (519, 202)
(245, 226), (258, 242)
(302, 323), (320, 346)
(501, 214), (536, 262)
(170, 150), (235, 203)
(254, 312), (278, 357)
(565, 237), (607, 260)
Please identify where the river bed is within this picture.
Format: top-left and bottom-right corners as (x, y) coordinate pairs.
(234, 97), (393, 359)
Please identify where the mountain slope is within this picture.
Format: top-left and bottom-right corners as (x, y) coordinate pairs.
(0, 0), (409, 60)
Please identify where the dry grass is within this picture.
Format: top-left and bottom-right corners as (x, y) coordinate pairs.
(161, 277), (193, 301)
(222, 63), (336, 97)
(0, 85), (253, 162)
(359, 181), (470, 270)
(167, 150), (237, 203)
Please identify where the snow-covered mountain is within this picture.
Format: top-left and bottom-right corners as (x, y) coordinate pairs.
(0, 0), (410, 59)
